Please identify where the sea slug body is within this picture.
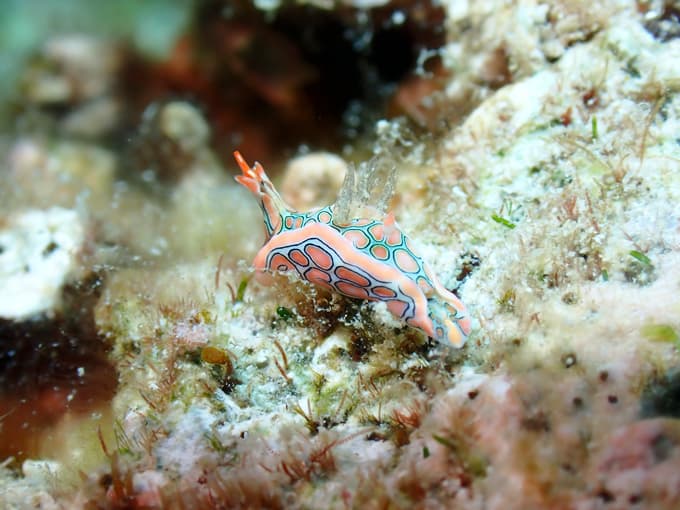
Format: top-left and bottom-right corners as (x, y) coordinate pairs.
(234, 151), (471, 347)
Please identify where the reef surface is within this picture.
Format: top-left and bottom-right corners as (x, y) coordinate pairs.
(1, 1), (680, 509)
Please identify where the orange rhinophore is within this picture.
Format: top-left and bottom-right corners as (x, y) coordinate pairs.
(234, 151), (471, 347)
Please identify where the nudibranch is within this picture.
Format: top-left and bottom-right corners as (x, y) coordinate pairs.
(234, 151), (471, 347)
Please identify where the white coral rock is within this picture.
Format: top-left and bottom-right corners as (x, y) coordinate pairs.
(0, 208), (85, 320)
(281, 152), (348, 212)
